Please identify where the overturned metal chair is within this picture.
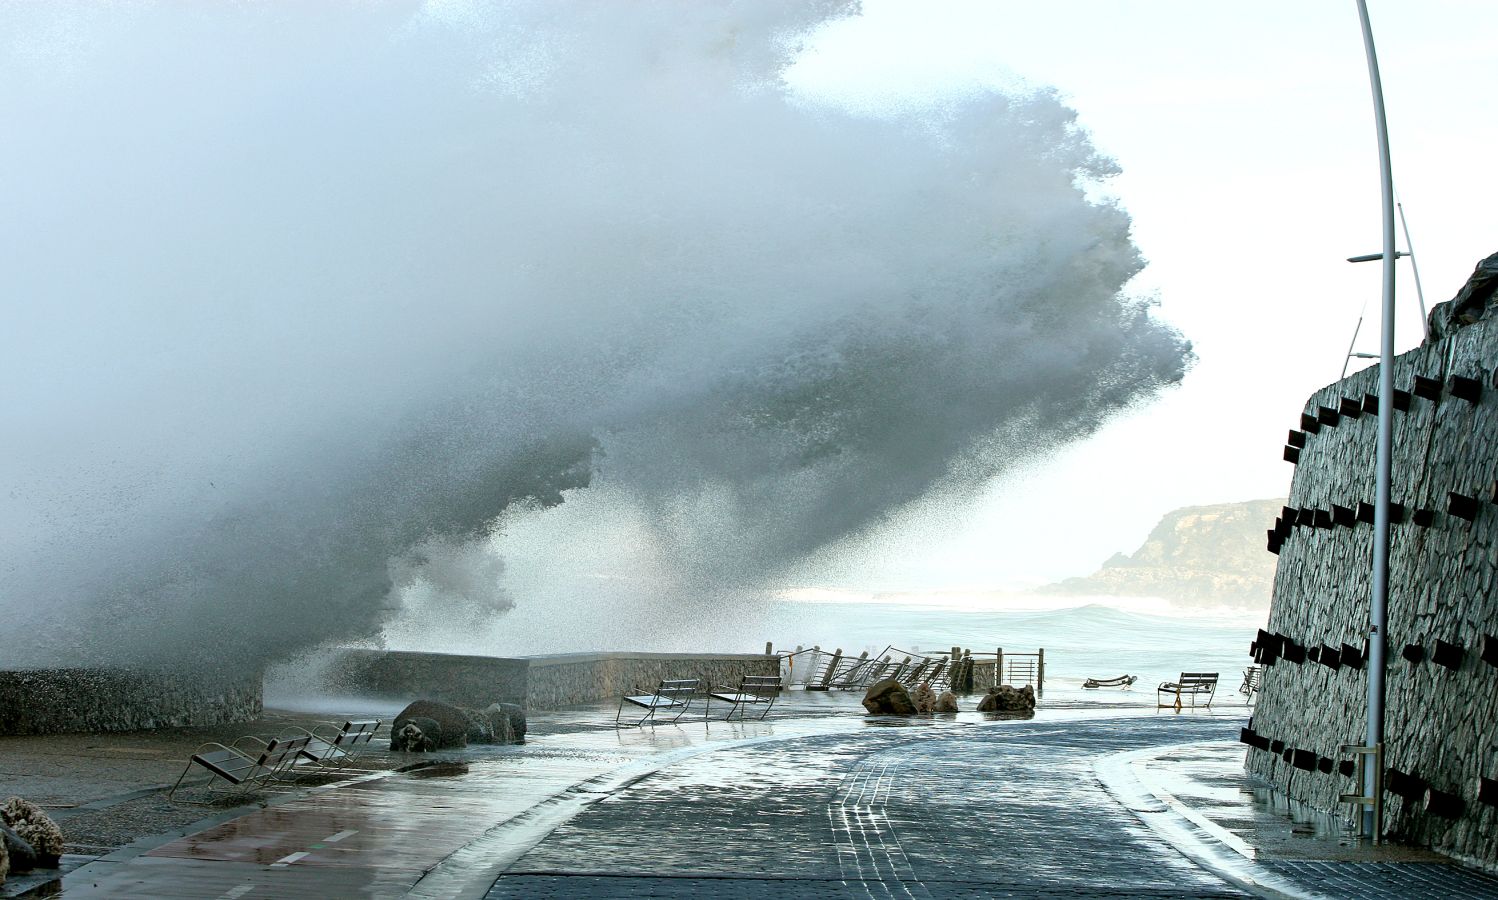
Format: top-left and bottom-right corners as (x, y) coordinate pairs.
(1082, 674), (1137, 689)
(616, 678), (703, 727)
(169, 733), (312, 803)
(1239, 665), (1263, 704)
(291, 719), (383, 770)
(709, 675), (782, 720)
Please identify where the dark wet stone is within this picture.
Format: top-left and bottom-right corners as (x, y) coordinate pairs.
(935, 691), (959, 713)
(1, 821), (37, 873)
(861, 678), (916, 715)
(976, 684), (1035, 712)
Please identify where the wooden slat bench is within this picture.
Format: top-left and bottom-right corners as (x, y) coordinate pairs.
(617, 679), (702, 727)
(709, 675), (782, 720)
(1157, 672), (1218, 710)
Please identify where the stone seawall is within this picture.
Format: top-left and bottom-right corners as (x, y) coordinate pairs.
(0, 668), (263, 735)
(1247, 307), (1498, 869)
(330, 649), (778, 710)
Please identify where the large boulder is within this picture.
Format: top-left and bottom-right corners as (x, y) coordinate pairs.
(862, 678), (917, 715)
(391, 699), (527, 751)
(935, 691), (960, 713)
(976, 684), (1035, 713)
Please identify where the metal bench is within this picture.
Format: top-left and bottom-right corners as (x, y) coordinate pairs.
(169, 734), (312, 802)
(617, 679), (702, 727)
(709, 675), (782, 720)
(293, 719), (383, 769)
(1157, 672), (1218, 710)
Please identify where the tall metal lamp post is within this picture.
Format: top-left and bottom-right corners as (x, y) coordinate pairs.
(1353, 0), (1396, 842)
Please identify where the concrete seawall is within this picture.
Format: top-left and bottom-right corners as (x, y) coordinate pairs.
(329, 649), (779, 710)
(0, 667), (263, 735)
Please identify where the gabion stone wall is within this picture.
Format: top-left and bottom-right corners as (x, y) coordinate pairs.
(0, 667), (263, 735)
(1244, 302), (1498, 870)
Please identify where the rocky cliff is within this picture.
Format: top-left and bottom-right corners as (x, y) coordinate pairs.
(1037, 498), (1284, 608)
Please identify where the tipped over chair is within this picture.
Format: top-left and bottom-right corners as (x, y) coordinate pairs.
(1082, 675), (1137, 689)
(169, 734), (311, 803)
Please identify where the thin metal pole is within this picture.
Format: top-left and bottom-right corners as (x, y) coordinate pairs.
(1355, 0), (1394, 843)
(1396, 201), (1429, 340)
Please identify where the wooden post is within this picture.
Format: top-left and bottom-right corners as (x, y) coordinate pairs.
(1037, 648), (1045, 696)
(996, 647), (1004, 687)
(818, 648), (843, 689)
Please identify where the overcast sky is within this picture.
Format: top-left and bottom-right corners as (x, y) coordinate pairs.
(782, 0), (1498, 590)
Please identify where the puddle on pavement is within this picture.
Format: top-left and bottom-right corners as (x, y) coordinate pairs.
(406, 762), (470, 778)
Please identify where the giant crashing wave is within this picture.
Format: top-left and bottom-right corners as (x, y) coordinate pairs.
(0, 1), (1191, 672)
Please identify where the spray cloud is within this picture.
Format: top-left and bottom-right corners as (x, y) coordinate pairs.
(0, 1), (1190, 669)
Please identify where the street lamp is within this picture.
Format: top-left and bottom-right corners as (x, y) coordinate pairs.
(1353, 0), (1395, 843)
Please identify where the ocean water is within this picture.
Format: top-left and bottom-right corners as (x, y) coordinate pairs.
(759, 597), (1267, 693)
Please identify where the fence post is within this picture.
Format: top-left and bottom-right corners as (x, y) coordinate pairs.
(996, 648), (1004, 687)
(765, 641), (773, 655)
(819, 648), (843, 689)
(1037, 648), (1045, 696)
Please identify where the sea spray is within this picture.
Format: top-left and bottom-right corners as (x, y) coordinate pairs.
(1, 2), (1190, 671)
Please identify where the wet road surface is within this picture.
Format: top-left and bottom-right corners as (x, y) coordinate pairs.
(36, 695), (1498, 899)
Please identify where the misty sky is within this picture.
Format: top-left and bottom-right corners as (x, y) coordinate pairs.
(783, 0), (1498, 591)
(4, 2), (1496, 663)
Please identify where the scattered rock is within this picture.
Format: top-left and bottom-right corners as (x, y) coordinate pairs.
(483, 702), (527, 743)
(862, 678), (916, 715)
(0, 797), (63, 869)
(935, 691), (960, 713)
(910, 682), (937, 714)
(0, 823), (36, 875)
(976, 684), (1035, 713)
(391, 717), (442, 752)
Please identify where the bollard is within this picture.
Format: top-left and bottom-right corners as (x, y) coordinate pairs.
(766, 641), (773, 655)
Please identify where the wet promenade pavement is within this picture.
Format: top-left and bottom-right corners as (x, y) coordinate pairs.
(22, 692), (1498, 898)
